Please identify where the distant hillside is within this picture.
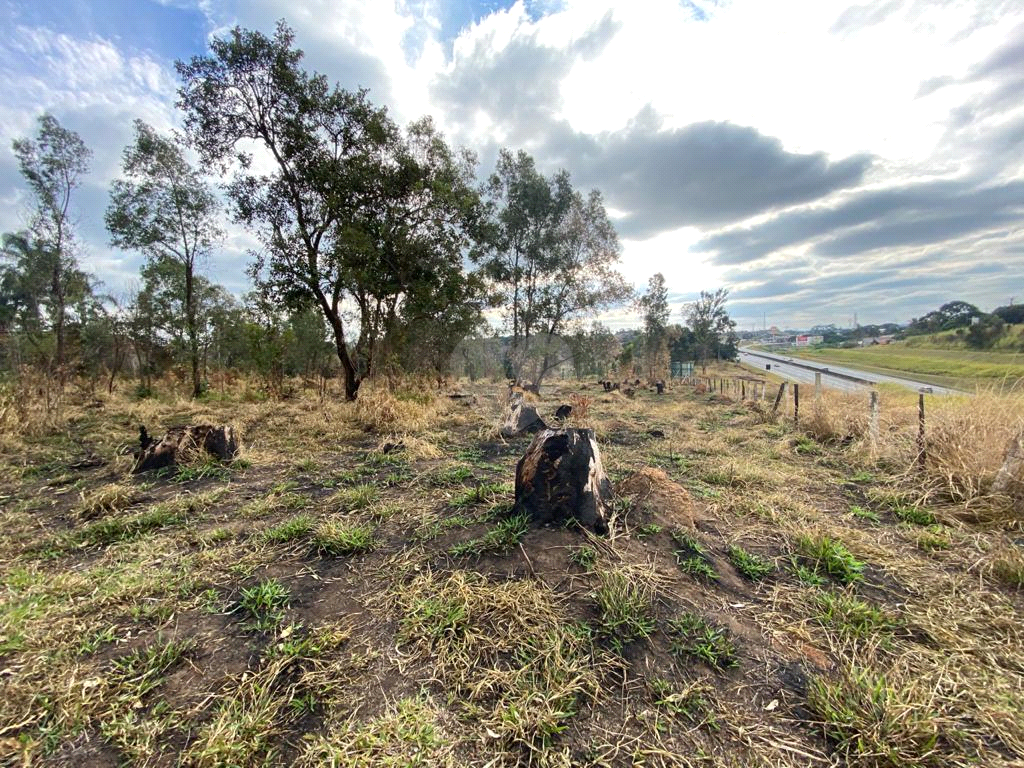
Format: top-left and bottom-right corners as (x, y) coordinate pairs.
(903, 324), (1024, 353)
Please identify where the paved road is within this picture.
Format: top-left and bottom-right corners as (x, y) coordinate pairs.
(738, 349), (961, 395)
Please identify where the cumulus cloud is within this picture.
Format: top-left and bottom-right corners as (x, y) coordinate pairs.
(2, 0), (1024, 328)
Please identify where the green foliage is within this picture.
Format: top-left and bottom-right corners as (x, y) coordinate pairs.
(176, 21), (487, 398)
(672, 530), (717, 580)
(448, 513), (529, 558)
(239, 578), (290, 631)
(261, 515), (314, 544)
(849, 505), (880, 523)
(814, 592), (897, 638)
(314, 521), (376, 556)
(666, 613), (737, 669)
(473, 148), (631, 386)
(111, 636), (196, 699)
(593, 569), (656, 651)
(450, 481), (511, 508)
(648, 678), (717, 726)
(683, 287), (738, 363)
(892, 504), (935, 526)
(728, 545), (773, 580)
(795, 535), (865, 584)
(808, 669), (942, 767)
(567, 545), (597, 570)
(106, 120), (222, 397)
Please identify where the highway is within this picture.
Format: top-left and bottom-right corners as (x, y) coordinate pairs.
(737, 349), (962, 395)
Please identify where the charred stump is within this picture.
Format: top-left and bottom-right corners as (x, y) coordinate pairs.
(554, 404), (573, 420)
(133, 424), (239, 474)
(656, 380), (665, 394)
(513, 428), (612, 534)
(500, 399), (546, 438)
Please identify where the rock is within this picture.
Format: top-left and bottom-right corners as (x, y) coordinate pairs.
(554, 404), (573, 420)
(513, 428), (612, 534)
(500, 400), (546, 438)
(647, 428), (665, 438)
(133, 424), (239, 474)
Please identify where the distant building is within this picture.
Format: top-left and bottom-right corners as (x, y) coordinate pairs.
(860, 335), (895, 346)
(794, 335), (824, 346)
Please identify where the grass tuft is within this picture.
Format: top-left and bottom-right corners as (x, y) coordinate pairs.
(795, 534), (865, 584)
(239, 578), (290, 631)
(728, 544), (773, 580)
(313, 520), (376, 555)
(666, 613), (737, 669)
(593, 566), (657, 651)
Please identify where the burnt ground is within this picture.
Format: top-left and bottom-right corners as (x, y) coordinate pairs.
(1, 372), (1022, 767)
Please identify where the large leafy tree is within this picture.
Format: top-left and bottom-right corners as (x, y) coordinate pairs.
(106, 120), (222, 397)
(475, 149), (631, 389)
(684, 287), (737, 366)
(7, 115), (93, 374)
(176, 22), (483, 399)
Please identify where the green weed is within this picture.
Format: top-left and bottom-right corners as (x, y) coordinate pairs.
(728, 545), (773, 580)
(666, 613), (737, 669)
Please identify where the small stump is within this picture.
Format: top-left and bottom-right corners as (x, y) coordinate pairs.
(656, 380), (665, 394)
(554, 404), (572, 420)
(133, 424), (239, 474)
(513, 428), (612, 534)
(500, 399), (546, 438)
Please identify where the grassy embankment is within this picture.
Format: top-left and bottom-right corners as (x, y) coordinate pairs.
(0, 369), (1022, 766)
(787, 326), (1024, 391)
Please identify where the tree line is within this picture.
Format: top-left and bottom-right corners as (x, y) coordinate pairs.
(0, 21), (737, 401)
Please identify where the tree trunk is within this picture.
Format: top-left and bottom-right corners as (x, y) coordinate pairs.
(186, 265), (201, 398)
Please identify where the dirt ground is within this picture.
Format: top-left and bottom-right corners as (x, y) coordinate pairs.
(1, 374), (1022, 767)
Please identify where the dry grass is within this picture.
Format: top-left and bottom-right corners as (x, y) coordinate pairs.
(1, 371), (1022, 767)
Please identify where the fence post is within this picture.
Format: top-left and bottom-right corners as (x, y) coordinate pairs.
(869, 390), (879, 447)
(771, 382), (787, 415)
(917, 392), (926, 470)
(814, 371), (822, 401)
(794, 383), (800, 426)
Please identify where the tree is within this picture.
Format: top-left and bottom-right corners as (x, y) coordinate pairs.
(638, 272), (670, 382)
(177, 23), (484, 400)
(908, 300), (984, 334)
(475, 149), (631, 389)
(683, 288), (737, 366)
(993, 304), (1024, 325)
(107, 120), (222, 397)
(10, 114), (92, 374)
(0, 230), (93, 373)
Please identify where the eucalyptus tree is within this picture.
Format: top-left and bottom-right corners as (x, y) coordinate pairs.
(684, 287), (737, 366)
(176, 22), (485, 399)
(9, 115), (93, 374)
(638, 272), (670, 381)
(106, 120), (222, 397)
(475, 149), (631, 389)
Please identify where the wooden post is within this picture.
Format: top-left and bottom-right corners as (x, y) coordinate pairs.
(771, 382), (787, 415)
(869, 391), (879, 447)
(917, 392), (926, 470)
(814, 371), (822, 400)
(793, 383), (800, 426)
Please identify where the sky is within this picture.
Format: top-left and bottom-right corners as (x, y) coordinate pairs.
(1, 0), (1022, 331)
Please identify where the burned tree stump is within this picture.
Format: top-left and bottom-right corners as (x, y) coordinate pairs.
(554, 404), (573, 420)
(500, 399), (546, 438)
(133, 424), (239, 474)
(513, 428), (612, 534)
(656, 380), (665, 395)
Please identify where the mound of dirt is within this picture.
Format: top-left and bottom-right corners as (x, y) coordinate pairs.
(617, 467), (702, 528)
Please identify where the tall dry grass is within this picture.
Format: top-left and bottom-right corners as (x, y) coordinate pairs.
(800, 384), (1024, 523)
